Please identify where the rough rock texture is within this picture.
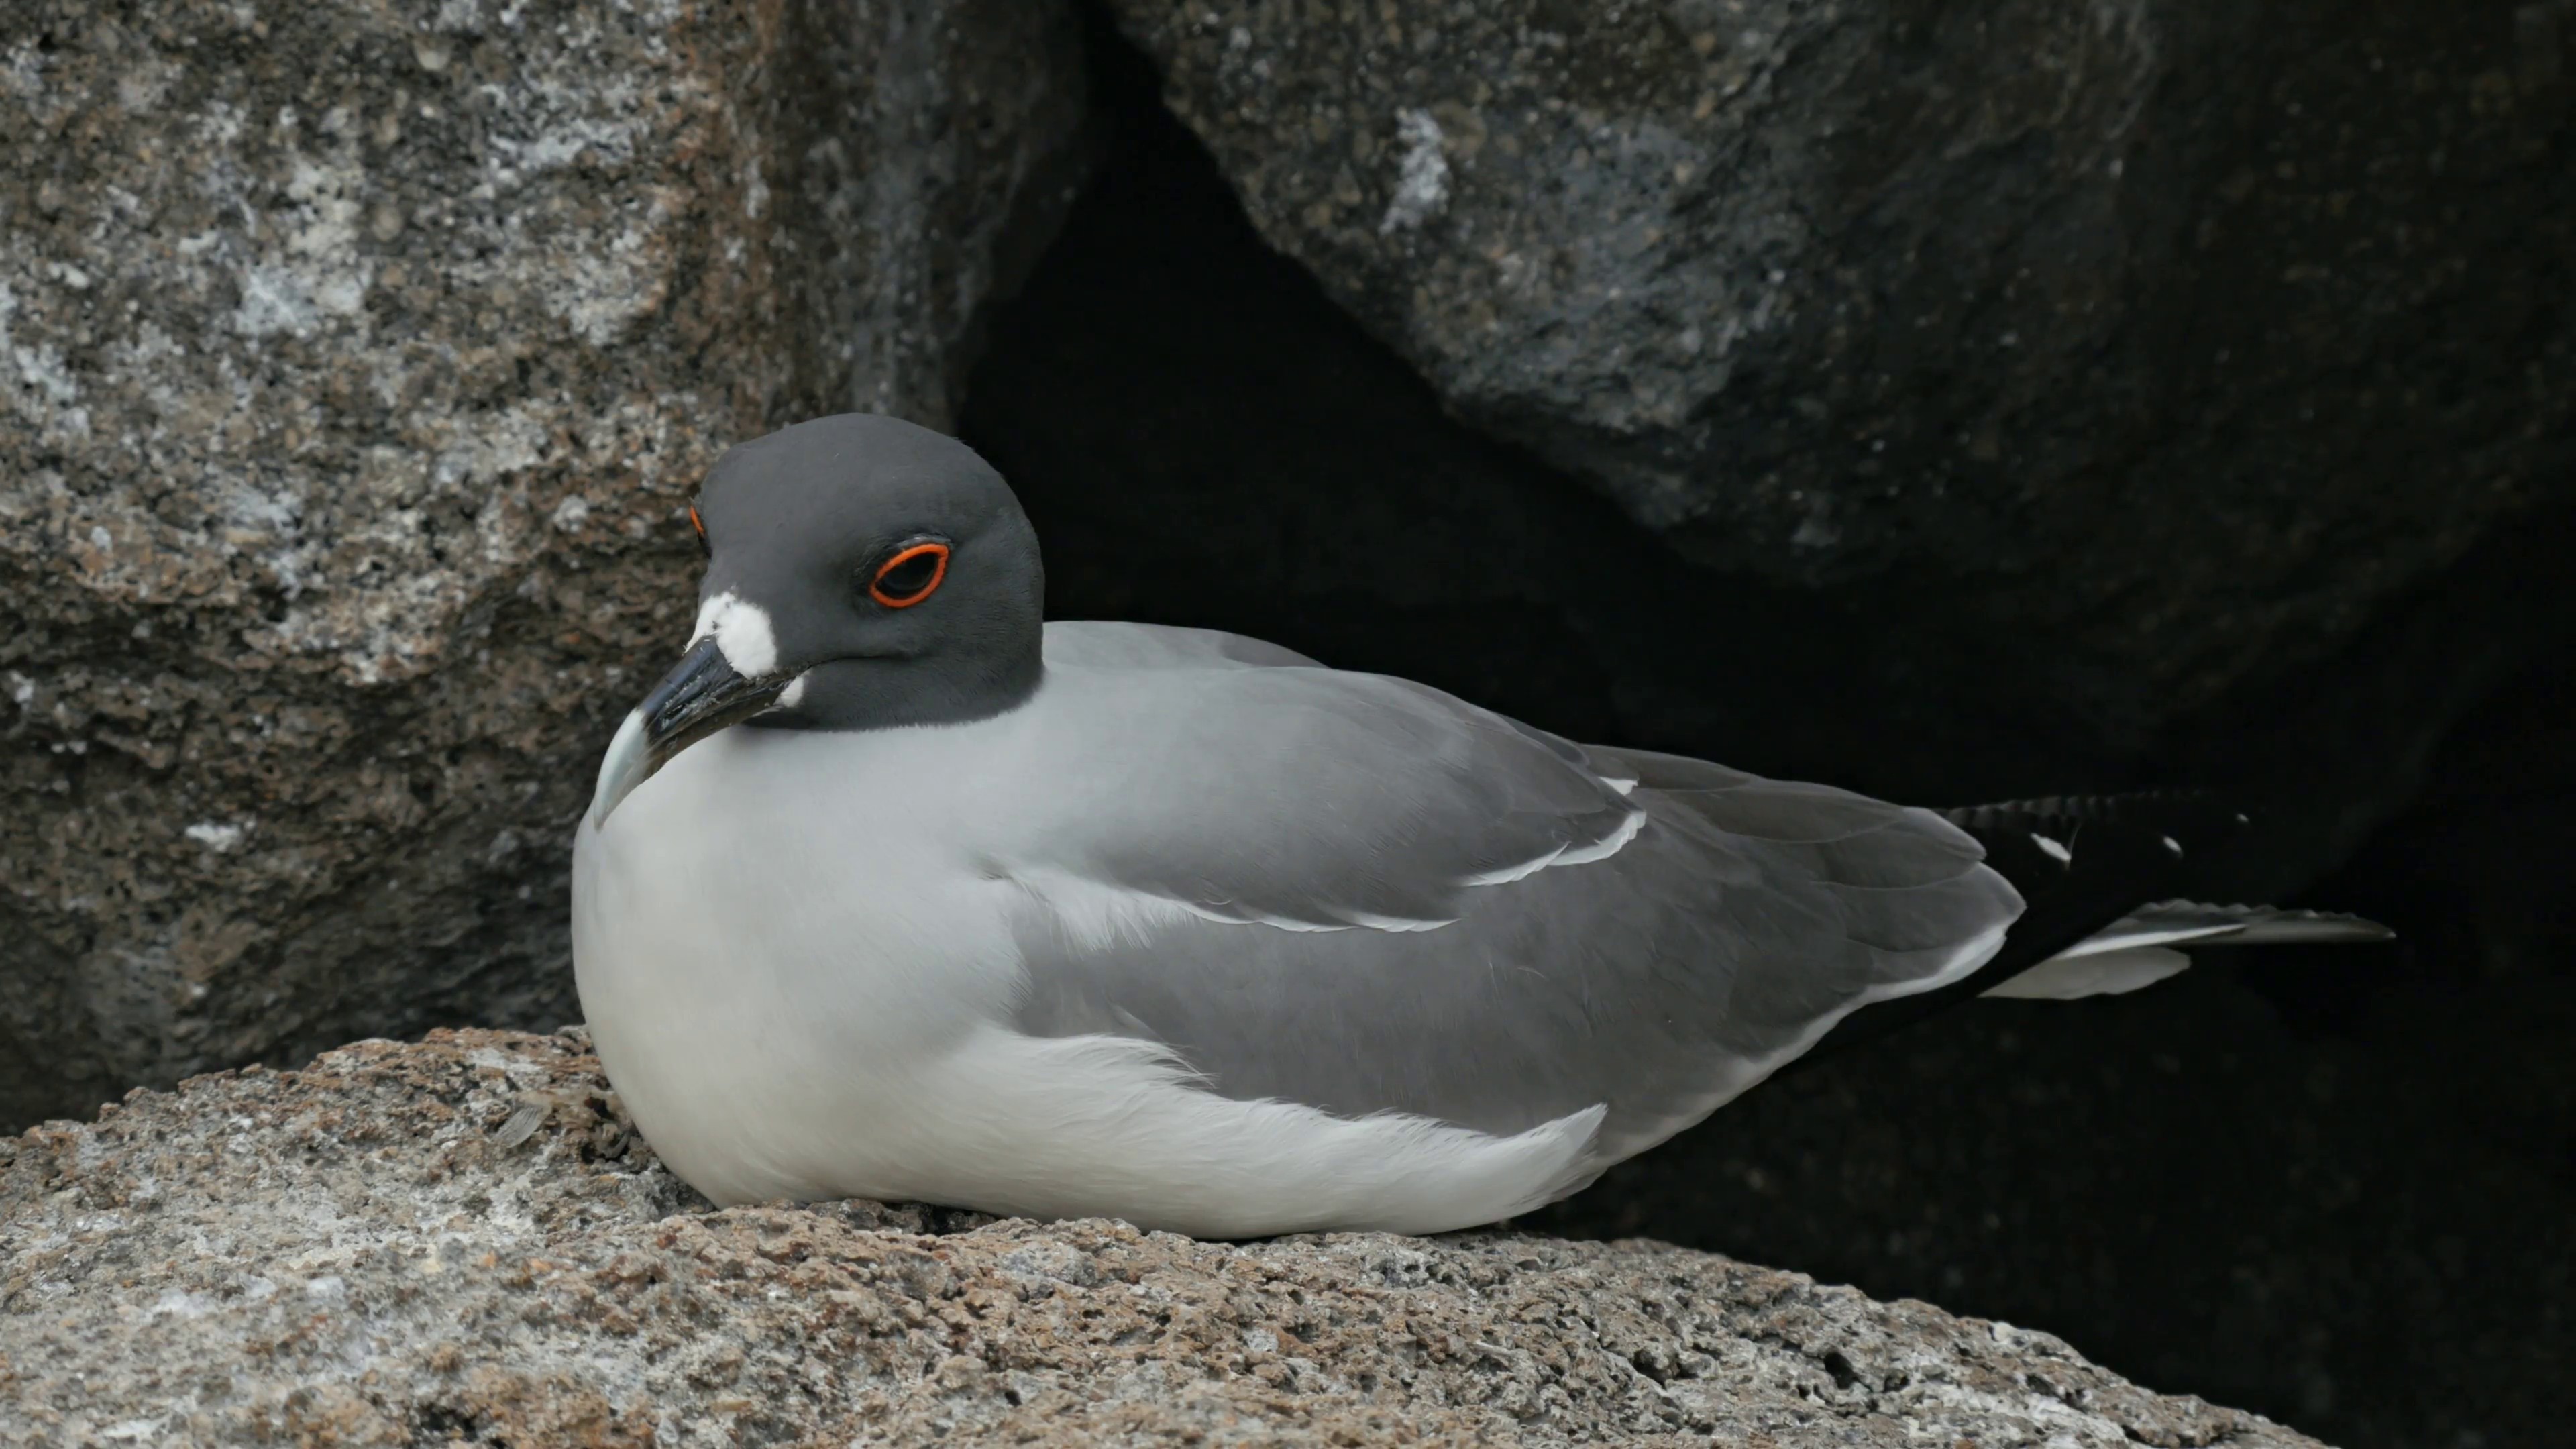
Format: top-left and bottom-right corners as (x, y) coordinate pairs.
(1105, 0), (2575, 738)
(0, 1029), (2326, 1447)
(1532, 952), (2576, 1449)
(965, 11), (2576, 900)
(0, 0), (1086, 1127)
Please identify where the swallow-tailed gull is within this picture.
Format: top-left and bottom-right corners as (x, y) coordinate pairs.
(572, 414), (2390, 1238)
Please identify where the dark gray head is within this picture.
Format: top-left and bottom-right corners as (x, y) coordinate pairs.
(590, 414), (1044, 823)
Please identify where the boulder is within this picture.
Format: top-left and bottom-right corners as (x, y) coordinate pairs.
(0, 0), (1087, 1127)
(1100, 0), (2575, 745)
(0, 1028), (2328, 1447)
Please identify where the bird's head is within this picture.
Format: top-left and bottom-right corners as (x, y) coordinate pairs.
(590, 413), (1046, 826)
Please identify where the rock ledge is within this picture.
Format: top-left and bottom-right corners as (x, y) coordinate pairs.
(0, 1030), (2322, 1446)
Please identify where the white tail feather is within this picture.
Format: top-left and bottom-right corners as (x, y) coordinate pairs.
(1984, 901), (2392, 1001)
(1984, 945), (2190, 1000)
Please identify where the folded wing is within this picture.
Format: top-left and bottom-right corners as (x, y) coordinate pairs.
(1000, 649), (2026, 1183)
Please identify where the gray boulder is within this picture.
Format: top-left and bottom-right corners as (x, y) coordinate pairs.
(0, 0), (1086, 1126)
(0, 1027), (2329, 1446)
(1102, 0), (2573, 739)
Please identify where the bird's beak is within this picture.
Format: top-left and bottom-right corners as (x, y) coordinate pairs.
(590, 635), (791, 826)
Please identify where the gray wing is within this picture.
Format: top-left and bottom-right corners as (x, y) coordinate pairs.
(1001, 664), (2025, 1172)
(1041, 619), (1322, 670)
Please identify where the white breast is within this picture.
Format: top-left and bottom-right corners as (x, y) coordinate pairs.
(574, 719), (1020, 1196)
(571, 682), (1604, 1236)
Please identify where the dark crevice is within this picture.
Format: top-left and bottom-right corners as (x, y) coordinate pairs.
(1820, 1348), (1862, 1390)
(963, 2), (2125, 801)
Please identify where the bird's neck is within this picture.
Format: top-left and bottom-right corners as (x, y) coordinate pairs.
(747, 644), (1043, 734)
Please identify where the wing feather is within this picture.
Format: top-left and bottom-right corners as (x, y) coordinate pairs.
(1002, 642), (2025, 1179)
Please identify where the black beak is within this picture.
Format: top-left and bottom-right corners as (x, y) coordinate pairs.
(589, 636), (791, 826)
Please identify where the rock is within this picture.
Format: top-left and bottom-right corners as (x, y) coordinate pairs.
(1102, 0), (2574, 737)
(1531, 954), (2576, 1449)
(0, 1), (1087, 1127)
(967, 7), (2576, 914)
(0, 1028), (2326, 1447)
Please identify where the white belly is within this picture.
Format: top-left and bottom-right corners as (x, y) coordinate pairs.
(571, 716), (1601, 1238)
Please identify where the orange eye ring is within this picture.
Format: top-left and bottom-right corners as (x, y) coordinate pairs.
(868, 540), (951, 608)
(687, 504), (710, 559)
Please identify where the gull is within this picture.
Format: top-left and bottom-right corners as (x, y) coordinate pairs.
(572, 414), (2389, 1238)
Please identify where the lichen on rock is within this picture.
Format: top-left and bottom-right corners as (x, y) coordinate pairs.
(0, 0), (1089, 1128)
(0, 1028), (2326, 1446)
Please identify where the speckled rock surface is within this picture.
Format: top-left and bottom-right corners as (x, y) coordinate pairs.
(1105, 0), (2573, 724)
(0, 1029), (2326, 1447)
(0, 0), (1085, 1126)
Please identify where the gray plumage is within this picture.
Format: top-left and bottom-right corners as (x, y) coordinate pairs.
(572, 414), (2388, 1236)
(1008, 634), (2021, 1169)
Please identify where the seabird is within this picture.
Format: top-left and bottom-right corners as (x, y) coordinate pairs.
(571, 414), (2390, 1238)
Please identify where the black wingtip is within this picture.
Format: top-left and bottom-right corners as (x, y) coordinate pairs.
(1937, 790), (2255, 947)
(1786, 790), (2279, 1070)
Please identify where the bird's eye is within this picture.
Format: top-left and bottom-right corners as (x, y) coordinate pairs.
(688, 505), (710, 560)
(868, 539), (951, 608)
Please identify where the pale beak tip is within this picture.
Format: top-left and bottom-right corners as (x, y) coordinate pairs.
(590, 708), (651, 828)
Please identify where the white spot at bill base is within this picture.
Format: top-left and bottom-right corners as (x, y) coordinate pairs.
(692, 588), (781, 676)
(2161, 835), (2184, 855)
(2030, 833), (2074, 864)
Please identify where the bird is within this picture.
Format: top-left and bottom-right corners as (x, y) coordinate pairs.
(571, 412), (2391, 1239)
